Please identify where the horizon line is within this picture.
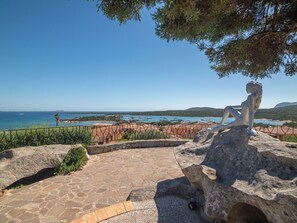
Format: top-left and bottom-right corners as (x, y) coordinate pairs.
(0, 106), (279, 113)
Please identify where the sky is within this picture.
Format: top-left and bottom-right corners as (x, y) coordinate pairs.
(0, 0), (296, 111)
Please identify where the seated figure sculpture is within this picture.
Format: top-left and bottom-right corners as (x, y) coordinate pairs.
(208, 81), (263, 136)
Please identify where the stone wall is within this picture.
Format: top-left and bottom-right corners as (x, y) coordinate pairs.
(87, 139), (189, 155)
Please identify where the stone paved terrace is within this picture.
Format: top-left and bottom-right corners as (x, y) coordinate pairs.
(0, 148), (191, 223)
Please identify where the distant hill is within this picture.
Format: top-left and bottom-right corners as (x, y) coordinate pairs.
(127, 107), (223, 118)
(73, 105), (297, 122)
(256, 105), (297, 122)
(274, 102), (297, 108)
(126, 105), (297, 122)
(185, 107), (219, 111)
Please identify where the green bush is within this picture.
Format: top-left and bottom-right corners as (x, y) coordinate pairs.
(55, 146), (88, 175)
(0, 126), (93, 152)
(122, 128), (137, 140)
(283, 122), (297, 128)
(128, 129), (169, 140)
(285, 135), (297, 143)
(253, 123), (272, 128)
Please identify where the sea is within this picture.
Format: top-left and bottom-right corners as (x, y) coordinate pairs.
(0, 111), (285, 130)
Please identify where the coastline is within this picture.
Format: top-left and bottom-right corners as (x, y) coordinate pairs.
(0, 112), (290, 131)
(61, 120), (114, 124)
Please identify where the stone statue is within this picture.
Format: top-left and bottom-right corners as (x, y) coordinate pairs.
(208, 81), (262, 136)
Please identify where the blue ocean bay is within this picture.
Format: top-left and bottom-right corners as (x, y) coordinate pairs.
(0, 112), (285, 130)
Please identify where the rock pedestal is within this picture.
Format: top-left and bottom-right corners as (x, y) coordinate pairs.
(174, 126), (297, 223)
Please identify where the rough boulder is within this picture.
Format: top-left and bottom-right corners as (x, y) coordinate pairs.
(0, 144), (81, 189)
(174, 126), (297, 223)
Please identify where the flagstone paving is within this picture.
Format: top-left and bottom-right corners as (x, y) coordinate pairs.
(0, 148), (186, 223)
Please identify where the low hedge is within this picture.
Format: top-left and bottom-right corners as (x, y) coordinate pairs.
(0, 126), (92, 152)
(128, 129), (169, 140)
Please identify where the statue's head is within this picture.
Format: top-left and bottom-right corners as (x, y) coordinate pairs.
(246, 81), (262, 95)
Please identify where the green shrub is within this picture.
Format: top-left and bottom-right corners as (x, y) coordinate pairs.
(55, 146), (88, 175)
(253, 123), (272, 128)
(128, 129), (169, 140)
(0, 126), (93, 152)
(10, 184), (24, 189)
(284, 135), (297, 143)
(283, 122), (297, 128)
(122, 128), (137, 140)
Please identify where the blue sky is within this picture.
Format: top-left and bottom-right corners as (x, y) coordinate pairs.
(0, 0), (296, 111)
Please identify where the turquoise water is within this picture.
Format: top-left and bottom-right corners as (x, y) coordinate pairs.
(0, 112), (285, 130)
(122, 115), (285, 126)
(0, 112), (107, 130)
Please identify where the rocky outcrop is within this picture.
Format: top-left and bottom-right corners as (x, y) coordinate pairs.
(0, 144), (81, 189)
(175, 126), (297, 223)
